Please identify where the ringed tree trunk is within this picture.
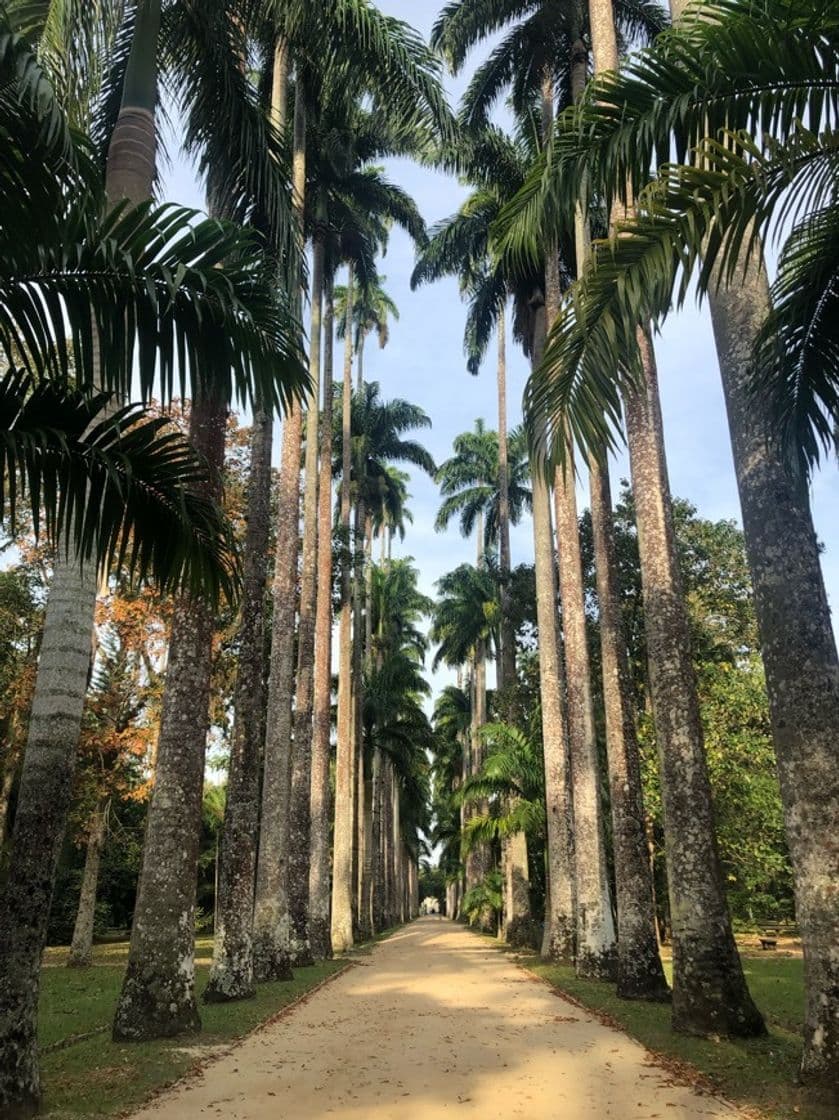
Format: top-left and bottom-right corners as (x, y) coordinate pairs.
(68, 800), (109, 968)
(352, 496), (368, 939)
(204, 410), (273, 1002)
(676, 0), (839, 1081)
(710, 272), (839, 1076)
(0, 2), (164, 1096)
(287, 220), (324, 969)
(252, 68), (309, 982)
(331, 262), (356, 953)
(206, 33), (290, 998)
(308, 267), (335, 962)
(556, 31), (617, 982)
(589, 455), (669, 1000)
(623, 330), (764, 1036)
(529, 299), (576, 963)
(586, 0), (764, 1039)
(497, 312), (532, 942)
(113, 388), (228, 1041)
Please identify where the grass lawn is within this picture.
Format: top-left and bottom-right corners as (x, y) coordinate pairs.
(522, 947), (834, 1120)
(38, 939), (347, 1119)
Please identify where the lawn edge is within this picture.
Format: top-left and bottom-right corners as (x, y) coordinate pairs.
(115, 960), (353, 1118)
(514, 956), (768, 1120)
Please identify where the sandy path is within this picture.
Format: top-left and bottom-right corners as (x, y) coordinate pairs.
(132, 918), (740, 1120)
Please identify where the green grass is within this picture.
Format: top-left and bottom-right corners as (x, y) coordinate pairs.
(521, 951), (834, 1120)
(38, 940), (347, 1119)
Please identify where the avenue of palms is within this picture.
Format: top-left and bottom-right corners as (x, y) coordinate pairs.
(0, 0), (837, 1117)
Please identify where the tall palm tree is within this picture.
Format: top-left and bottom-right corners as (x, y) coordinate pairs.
(432, 562), (500, 901)
(285, 107), (429, 962)
(332, 382), (435, 941)
(436, 421), (532, 559)
(505, 0), (765, 1036)
(205, 33), (292, 1004)
(0, 15), (304, 1108)
(112, 1), (307, 1039)
(436, 0), (674, 985)
(432, 685), (472, 919)
(519, 0), (838, 1071)
(337, 275), (400, 390)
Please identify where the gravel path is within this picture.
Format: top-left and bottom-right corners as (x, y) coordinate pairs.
(132, 917), (740, 1119)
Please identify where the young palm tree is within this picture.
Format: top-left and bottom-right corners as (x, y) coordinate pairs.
(460, 721), (545, 938)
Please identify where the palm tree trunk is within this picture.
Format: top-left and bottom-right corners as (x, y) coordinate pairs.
(204, 407), (273, 1002)
(530, 297), (576, 962)
(113, 388), (227, 1041)
(360, 746), (376, 937)
(552, 30), (618, 983)
(622, 329), (764, 1035)
(497, 313), (532, 944)
(0, 5), (160, 1106)
(308, 269), (335, 963)
(370, 748), (384, 932)
(710, 275), (839, 1073)
(497, 313), (515, 694)
(589, 455), (669, 1000)
(252, 73), (308, 982)
(670, 0), (839, 1080)
(287, 218), (323, 970)
(352, 496), (367, 938)
(205, 35), (289, 990)
(331, 264), (356, 954)
(68, 800), (109, 968)
(587, 0), (764, 1039)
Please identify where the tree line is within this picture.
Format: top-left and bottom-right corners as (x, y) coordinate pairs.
(0, 0), (837, 1116)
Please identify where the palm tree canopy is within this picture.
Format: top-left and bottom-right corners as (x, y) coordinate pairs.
(0, 372), (238, 602)
(431, 562), (500, 669)
(498, 0), (839, 475)
(436, 420), (532, 550)
(333, 381), (436, 495)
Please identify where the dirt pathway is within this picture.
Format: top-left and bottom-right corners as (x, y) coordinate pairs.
(132, 918), (740, 1120)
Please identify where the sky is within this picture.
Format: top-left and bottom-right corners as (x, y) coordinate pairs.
(162, 0), (839, 701)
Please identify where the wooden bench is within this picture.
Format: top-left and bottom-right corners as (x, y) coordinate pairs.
(759, 923), (780, 950)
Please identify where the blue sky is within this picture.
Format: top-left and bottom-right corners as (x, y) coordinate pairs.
(163, 0), (839, 696)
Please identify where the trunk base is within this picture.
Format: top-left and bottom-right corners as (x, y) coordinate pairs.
(112, 963), (201, 1042)
(576, 944), (619, 982)
(0, 1044), (39, 1120)
(617, 972), (672, 1003)
(66, 954), (92, 969)
(308, 919), (333, 962)
(252, 934), (293, 982)
(672, 936), (766, 1038)
(289, 945), (315, 968)
(505, 916), (541, 950)
(202, 967), (256, 1003)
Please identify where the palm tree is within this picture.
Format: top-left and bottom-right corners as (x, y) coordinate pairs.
(434, 419), (533, 935)
(432, 685), (472, 919)
(516, 0), (837, 1070)
(112, 1), (308, 1039)
(285, 107), (429, 963)
(432, 562), (500, 907)
(332, 382), (435, 942)
(0, 17), (304, 1107)
(436, 421), (532, 560)
(504, 0), (765, 1035)
(460, 721), (545, 943)
(337, 275), (400, 390)
(205, 32), (293, 1004)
